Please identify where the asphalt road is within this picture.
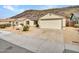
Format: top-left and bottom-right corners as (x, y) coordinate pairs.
(0, 38), (33, 53)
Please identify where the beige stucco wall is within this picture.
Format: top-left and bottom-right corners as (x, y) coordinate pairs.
(18, 21), (24, 25)
(38, 19), (65, 29)
(63, 18), (66, 27)
(29, 21), (35, 26)
(17, 20), (34, 26)
(0, 22), (9, 24)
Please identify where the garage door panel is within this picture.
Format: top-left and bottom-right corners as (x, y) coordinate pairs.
(39, 20), (62, 29)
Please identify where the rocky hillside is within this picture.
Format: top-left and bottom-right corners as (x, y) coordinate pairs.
(10, 6), (79, 20)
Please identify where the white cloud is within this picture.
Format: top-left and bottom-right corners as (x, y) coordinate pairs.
(3, 5), (25, 13)
(16, 8), (25, 12)
(3, 5), (15, 11)
(3, 5), (54, 11)
(15, 9), (26, 14)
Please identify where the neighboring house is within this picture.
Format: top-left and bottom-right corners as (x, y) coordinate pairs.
(38, 13), (66, 29)
(0, 19), (9, 24)
(7, 19), (16, 26)
(0, 19), (16, 25)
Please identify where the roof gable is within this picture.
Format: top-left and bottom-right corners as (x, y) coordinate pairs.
(0, 19), (16, 22)
(40, 13), (64, 20)
(16, 18), (31, 22)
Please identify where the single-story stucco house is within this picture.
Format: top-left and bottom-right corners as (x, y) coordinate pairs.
(16, 17), (35, 26)
(38, 13), (66, 29)
(0, 19), (16, 25)
(15, 17), (36, 30)
(0, 19), (9, 24)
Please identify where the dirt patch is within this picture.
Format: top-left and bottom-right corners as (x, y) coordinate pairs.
(64, 27), (79, 45)
(0, 27), (63, 42)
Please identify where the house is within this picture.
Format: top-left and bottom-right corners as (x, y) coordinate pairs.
(6, 19), (16, 26)
(0, 19), (16, 28)
(0, 19), (16, 25)
(38, 13), (66, 29)
(0, 19), (9, 24)
(16, 17), (34, 26)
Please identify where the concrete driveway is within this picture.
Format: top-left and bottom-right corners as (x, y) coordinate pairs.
(0, 29), (64, 53)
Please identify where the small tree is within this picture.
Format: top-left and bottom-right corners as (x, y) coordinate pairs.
(12, 22), (15, 29)
(20, 23), (24, 26)
(23, 25), (29, 31)
(70, 13), (74, 20)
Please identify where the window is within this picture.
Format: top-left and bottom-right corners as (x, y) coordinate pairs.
(49, 13), (52, 16)
(26, 21), (29, 25)
(16, 22), (18, 25)
(34, 20), (39, 27)
(34, 20), (37, 25)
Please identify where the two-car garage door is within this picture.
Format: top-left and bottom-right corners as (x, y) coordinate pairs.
(38, 19), (63, 29)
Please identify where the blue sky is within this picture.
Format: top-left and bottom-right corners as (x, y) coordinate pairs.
(0, 5), (70, 19)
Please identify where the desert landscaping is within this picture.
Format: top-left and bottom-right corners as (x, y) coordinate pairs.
(0, 26), (79, 53)
(64, 27), (79, 45)
(0, 5), (79, 53)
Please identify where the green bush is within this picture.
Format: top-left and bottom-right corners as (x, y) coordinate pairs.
(20, 23), (24, 26)
(23, 25), (29, 31)
(36, 24), (39, 27)
(0, 23), (11, 28)
(0, 24), (6, 28)
(0, 25), (5, 28)
(6, 23), (11, 27)
(74, 24), (79, 28)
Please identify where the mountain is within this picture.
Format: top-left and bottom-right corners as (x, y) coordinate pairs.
(10, 6), (79, 20)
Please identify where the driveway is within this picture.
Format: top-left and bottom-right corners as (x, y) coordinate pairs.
(0, 29), (64, 53)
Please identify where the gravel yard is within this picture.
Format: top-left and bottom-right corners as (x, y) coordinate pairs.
(0, 27), (64, 53)
(64, 27), (79, 52)
(64, 27), (79, 45)
(0, 27), (79, 53)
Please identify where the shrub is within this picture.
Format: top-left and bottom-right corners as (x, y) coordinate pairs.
(0, 23), (11, 29)
(6, 23), (11, 27)
(0, 25), (6, 28)
(23, 25), (29, 31)
(36, 24), (39, 27)
(20, 23), (24, 26)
